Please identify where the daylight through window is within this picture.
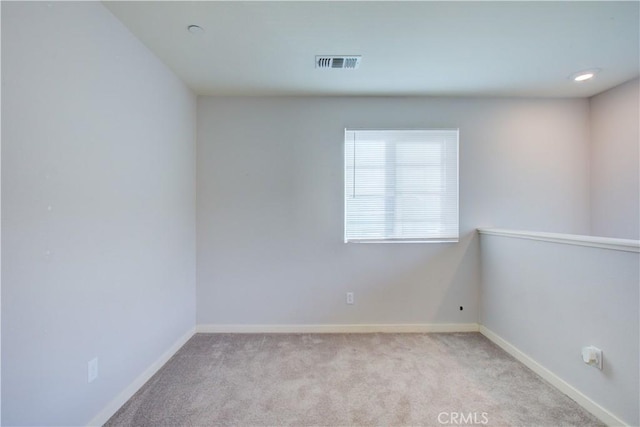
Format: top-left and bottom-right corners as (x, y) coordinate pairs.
(344, 129), (459, 243)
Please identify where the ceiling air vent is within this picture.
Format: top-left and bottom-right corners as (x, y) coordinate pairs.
(316, 56), (361, 69)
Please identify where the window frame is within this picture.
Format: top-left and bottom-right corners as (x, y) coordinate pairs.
(343, 128), (459, 244)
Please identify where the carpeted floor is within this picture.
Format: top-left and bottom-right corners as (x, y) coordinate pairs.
(105, 332), (603, 426)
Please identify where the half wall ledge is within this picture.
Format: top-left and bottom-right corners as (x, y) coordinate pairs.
(477, 228), (639, 253)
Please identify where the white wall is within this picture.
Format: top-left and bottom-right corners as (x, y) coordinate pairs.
(590, 78), (640, 239)
(0, 4), (3, 421)
(196, 96), (590, 326)
(1, 2), (196, 425)
(480, 233), (639, 425)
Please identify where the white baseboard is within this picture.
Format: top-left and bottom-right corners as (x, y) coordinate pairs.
(479, 326), (627, 427)
(196, 323), (479, 334)
(86, 327), (196, 427)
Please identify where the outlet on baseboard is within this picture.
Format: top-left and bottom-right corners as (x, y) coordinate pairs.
(346, 292), (354, 305)
(88, 357), (98, 383)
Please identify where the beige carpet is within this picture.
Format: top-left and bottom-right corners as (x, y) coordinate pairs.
(105, 333), (603, 426)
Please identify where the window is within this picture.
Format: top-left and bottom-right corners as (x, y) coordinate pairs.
(344, 129), (459, 243)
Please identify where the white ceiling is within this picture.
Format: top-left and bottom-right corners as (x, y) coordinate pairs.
(104, 1), (640, 97)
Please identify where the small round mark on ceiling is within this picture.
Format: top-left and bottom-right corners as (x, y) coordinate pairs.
(187, 25), (205, 35)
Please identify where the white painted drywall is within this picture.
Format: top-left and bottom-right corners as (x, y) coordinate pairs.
(479, 233), (639, 425)
(196, 96), (590, 326)
(0, 4), (3, 421)
(589, 78), (640, 239)
(1, 2), (196, 425)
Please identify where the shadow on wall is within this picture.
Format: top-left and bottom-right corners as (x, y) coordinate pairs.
(335, 231), (480, 324)
(432, 231), (480, 322)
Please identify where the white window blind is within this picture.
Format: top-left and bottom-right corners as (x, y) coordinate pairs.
(344, 129), (459, 243)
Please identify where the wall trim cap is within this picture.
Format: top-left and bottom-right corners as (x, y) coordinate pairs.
(196, 323), (479, 334)
(477, 228), (639, 253)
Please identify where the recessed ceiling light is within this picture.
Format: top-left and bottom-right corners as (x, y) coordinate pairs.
(187, 25), (204, 35)
(574, 72), (595, 82)
(570, 69), (600, 82)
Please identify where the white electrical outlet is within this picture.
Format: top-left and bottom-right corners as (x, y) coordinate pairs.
(581, 346), (603, 370)
(88, 357), (99, 383)
(346, 292), (354, 305)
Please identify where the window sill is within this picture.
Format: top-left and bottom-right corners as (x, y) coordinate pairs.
(345, 238), (459, 244)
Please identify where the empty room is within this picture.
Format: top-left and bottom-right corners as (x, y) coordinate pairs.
(2, 1), (639, 426)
